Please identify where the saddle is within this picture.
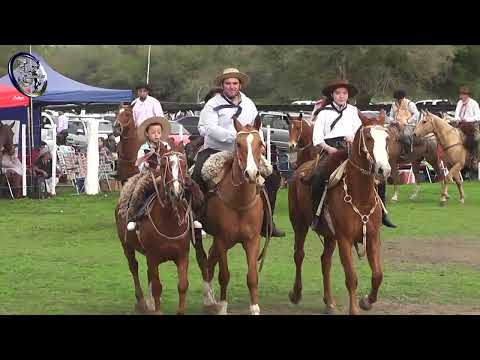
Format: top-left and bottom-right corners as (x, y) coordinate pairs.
(200, 151), (273, 190)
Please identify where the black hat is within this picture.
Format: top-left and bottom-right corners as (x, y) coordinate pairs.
(135, 83), (151, 92)
(393, 90), (406, 100)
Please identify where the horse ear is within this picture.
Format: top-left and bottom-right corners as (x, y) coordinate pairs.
(9, 122), (15, 129)
(176, 141), (185, 153)
(378, 110), (386, 125)
(299, 112), (303, 119)
(285, 113), (291, 125)
(234, 117), (243, 133)
(357, 110), (369, 125)
(253, 114), (262, 130)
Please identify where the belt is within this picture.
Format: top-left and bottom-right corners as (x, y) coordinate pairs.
(324, 137), (347, 150)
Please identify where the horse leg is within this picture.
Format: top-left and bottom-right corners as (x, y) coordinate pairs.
(193, 230), (209, 281)
(452, 171), (465, 204)
(409, 162), (421, 200)
(440, 178), (448, 206)
(244, 238), (261, 315)
(321, 236), (337, 314)
(217, 245), (230, 315)
(338, 239), (360, 315)
(176, 255), (189, 315)
(122, 243), (149, 314)
(203, 243), (220, 314)
(288, 223), (308, 305)
(359, 233), (383, 311)
(146, 257), (162, 315)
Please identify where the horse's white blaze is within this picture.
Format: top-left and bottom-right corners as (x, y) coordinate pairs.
(170, 154), (180, 196)
(245, 133), (258, 181)
(203, 281), (216, 306)
(250, 304), (260, 315)
(371, 128), (391, 178)
(119, 108), (125, 114)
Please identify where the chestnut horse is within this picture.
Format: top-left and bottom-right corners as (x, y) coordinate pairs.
(289, 111), (391, 315)
(386, 121), (443, 202)
(196, 116), (266, 315)
(114, 105), (140, 184)
(115, 141), (202, 314)
(414, 110), (468, 206)
(286, 113), (316, 167)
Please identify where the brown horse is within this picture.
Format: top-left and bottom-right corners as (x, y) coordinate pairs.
(0, 121), (15, 156)
(414, 111), (468, 206)
(286, 113), (316, 167)
(288, 111), (391, 315)
(196, 115), (266, 315)
(115, 141), (202, 314)
(114, 105), (140, 184)
(386, 121), (443, 202)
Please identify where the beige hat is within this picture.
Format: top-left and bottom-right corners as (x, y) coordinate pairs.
(214, 68), (250, 88)
(137, 116), (171, 144)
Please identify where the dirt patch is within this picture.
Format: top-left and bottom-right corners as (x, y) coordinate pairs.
(382, 237), (480, 267)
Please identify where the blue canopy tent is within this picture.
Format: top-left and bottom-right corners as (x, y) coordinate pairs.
(0, 52), (133, 146)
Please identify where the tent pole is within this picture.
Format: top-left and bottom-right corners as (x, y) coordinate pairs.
(146, 45), (151, 85)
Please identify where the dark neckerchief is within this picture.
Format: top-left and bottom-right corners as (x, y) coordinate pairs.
(213, 93), (243, 120)
(319, 102), (348, 130)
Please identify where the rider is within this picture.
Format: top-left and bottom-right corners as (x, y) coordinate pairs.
(309, 79), (396, 231)
(389, 90), (420, 155)
(192, 67), (285, 238)
(131, 84), (165, 128)
(126, 116), (171, 231)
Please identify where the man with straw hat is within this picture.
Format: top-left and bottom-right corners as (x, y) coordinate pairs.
(192, 67), (286, 238)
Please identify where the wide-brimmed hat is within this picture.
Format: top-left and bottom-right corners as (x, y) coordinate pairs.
(459, 86), (471, 95)
(137, 116), (171, 144)
(214, 68), (250, 88)
(322, 79), (358, 97)
(135, 83), (151, 92)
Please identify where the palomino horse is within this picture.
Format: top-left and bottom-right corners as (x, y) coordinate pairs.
(114, 105), (140, 184)
(386, 121), (443, 201)
(289, 111), (391, 315)
(115, 141), (203, 314)
(196, 116), (266, 315)
(286, 113), (316, 167)
(414, 111), (468, 206)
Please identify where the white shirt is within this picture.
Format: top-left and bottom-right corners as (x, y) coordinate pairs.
(312, 103), (362, 146)
(199, 92), (260, 152)
(454, 98), (480, 122)
(57, 114), (69, 132)
(389, 98), (420, 124)
(132, 95), (164, 127)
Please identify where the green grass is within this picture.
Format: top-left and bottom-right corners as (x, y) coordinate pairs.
(0, 182), (479, 314)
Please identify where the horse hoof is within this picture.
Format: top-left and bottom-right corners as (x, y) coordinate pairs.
(459, 199), (465, 204)
(288, 290), (302, 305)
(203, 303), (222, 315)
(134, 300), (150, 314)
(359, 295), (373, 311)
(176, 311), (185, 315)
(391, 197), (398, 202)
(324, 305), (336, 315)
(439, 200), (446, 207)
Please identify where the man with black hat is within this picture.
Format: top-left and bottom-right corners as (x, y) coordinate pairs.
(390, 90), (419, 155)
(310, 79), (396, 230)
(131, 84), (164, 128)
(192, 67), (285, 237)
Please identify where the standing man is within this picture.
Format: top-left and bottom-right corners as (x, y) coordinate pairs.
(56, 111), (69, 133)
(131, 84), (164, 128)
(193, 67), (285, 237)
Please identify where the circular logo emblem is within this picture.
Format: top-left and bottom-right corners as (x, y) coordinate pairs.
(8, 52), (48, 97)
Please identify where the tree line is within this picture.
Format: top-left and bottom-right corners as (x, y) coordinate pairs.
(0, 45), (478, 105)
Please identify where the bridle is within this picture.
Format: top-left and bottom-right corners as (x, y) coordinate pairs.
(348, 125), (388, 177)
(291, 119), (313, 151)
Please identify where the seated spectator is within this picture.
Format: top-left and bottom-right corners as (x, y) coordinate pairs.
(33, 147), (59, 197)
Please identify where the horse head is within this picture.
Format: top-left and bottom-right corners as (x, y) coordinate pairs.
(287, 113), (313, 151)
(0, 122), (15, 155)
(355, 110), (391, 180)
(114, 103), (134, 136)
(233, 114), (264, 184)
(157, 140), (188, 201)
(414, 110), (435, 138)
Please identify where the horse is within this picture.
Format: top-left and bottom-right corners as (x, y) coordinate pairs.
(286, 113), (316, 167)
(288, 111), (391, 315)
(115, 140), (202, 315)
(195, 115), (266, 315)
(386, 121), (443, 201)
(414, 110), (468, 206)
(114, 105), (140, 184)
(0, 121), (15, 156)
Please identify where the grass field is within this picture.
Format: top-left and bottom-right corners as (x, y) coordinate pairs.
(1, 182), (479, 315)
